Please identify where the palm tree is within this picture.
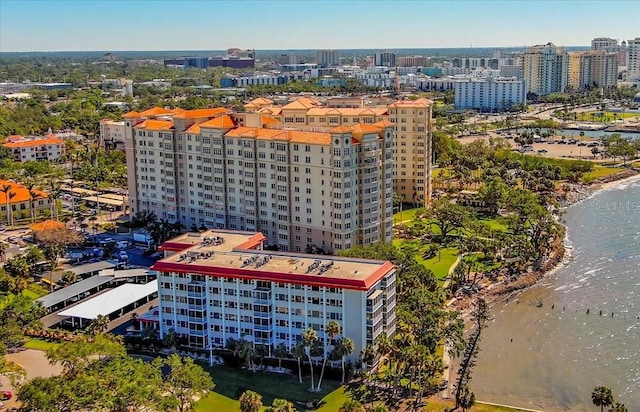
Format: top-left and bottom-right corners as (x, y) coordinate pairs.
(235, 337), (256, 372)
(266, 398), (296, 412)
(292, 341), (305, 384)
(273, 342), (288, 370)
(61, 270), (77, 286)
(28, 189), (41, 224)
(592, 386), (614, 412)
(162, 327), (178, 351)
(1, 184), (15, 226)
(337, 337), (354, 384)
(608, 402), (628, 412)
(88, 314), (110, 335)
(239, 390), (262, 412)
(302, 327), (319, 391)
(0, 241), (7, 263)
(317, 320), (340, 391)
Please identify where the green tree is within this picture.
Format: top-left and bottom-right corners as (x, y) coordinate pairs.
(608, 402), (628, 412)
(234, 337), (256, 372)
(339, 399), (365, 412)
(274, 342), (289, 370)
(428, 196), (469, 244)
(239, 390), (263, 412)
(60, 270), (77, 286)
(162, 354), (215, 412)
(336, 337), (355, 384)
(592, 386), (614, 412)
(458, 385), (476, 411)
(87, 314), (110, 335)
(317, 320), (340, 391)
(163, 327), (178, 350)
(292, 341), (305, 384)
(302, 327), (319, 391)
(266, 398), (296, 412)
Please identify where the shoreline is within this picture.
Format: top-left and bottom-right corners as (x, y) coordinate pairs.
(449, 167), (640, 315)
(444, 168), (640, 408)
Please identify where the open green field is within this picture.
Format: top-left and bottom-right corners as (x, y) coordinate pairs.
(581, 166), (622, 183)
(196, 365), (344, 411)
(572, 111), (640, 122)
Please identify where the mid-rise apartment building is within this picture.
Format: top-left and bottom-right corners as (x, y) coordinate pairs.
(152, 229), (397, 362)
(246, 96), (434, 204)
(316, 49), (341, 68)
(0, 180), (50, 223)
(453, 77), (527, 111)
(99, 119), (126, 149)
(522, 42), (568, 96)
(123, 105), (394, 253)
(2, 135), (65, 162)
(567, 51), (618, 90)
(396, 56), (429, 67)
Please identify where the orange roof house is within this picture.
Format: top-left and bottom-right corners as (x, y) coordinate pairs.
(3, 136), (64, 149)
(0, 180), (48, 204)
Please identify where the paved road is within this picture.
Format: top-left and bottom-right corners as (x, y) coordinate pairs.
(1, 350), (64, 410)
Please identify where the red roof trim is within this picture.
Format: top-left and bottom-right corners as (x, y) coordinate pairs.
(158, 242), (193, 252)
(150, 261), (394, 291)
(234, 233), (267, 250)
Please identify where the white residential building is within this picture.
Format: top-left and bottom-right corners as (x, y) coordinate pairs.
(522, 42), (568, 96)
(2, 135), (65, 162)
(123, 106), (394, 253)
(152, 229), (397, 362)
(99, 119), (126, 148)
(374, 50), (396, 67)
(627, 37), (640, 81)
(454, 77), (527, 111)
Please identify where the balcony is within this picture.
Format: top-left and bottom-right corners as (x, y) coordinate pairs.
(188, 329), (207, 337)
(188, 316), (207, 323)
(253, 324), (273, 332)
(187, 290), (206, 298)
(188, 304), (206, 311)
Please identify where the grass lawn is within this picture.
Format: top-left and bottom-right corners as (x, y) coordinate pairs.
(393, 207), (421, 224)
(423, 398), (533, 411)
(23, 338), (60, 351)
(22, 289), (40, 300)
(477, 216), (508, 232)
(581, 166), (622, 183)
(196, 364), (344, 411)
(421, 247), (459, 281)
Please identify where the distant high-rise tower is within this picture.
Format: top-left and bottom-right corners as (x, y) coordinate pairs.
(522, 43), (568, 96)
(316, 49), (340, 67)
(591, 37), (626, 66)
(568, 51), (618, 90)
(627, 38), (640, 81)
(374, 50), (396, 67)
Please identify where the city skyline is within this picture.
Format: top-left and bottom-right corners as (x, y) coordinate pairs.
(1, 0), (639, 52)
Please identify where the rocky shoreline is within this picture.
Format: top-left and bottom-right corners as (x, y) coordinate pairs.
(449, 167), (640, 313)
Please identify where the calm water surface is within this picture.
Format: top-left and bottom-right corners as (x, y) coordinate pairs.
(473, 178), (640, 411)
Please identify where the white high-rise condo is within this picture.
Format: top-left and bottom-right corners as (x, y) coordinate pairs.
(522, 43), (568, 96)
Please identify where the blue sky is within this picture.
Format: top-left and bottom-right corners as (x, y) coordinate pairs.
(1, 0), (638, 51)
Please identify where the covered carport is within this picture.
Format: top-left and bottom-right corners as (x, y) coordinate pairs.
(58, 280), (158, 329)
(36, 275), (115, 313)
(81, 195), (125, 212)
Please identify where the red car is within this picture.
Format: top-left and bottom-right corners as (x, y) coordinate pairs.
(1, 390), (12, 400)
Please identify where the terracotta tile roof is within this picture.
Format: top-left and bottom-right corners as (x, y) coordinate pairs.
(6, 135), (24, 142)
(350, 123), (383, 135)
(225, 127), (331, 145)
(373, 120), (395, 128)
(281, 97), (321, 111)
(199, 115), (236, 129)
(171, 108), (229, 119)
(185, 124), (201, 134)
(3, 136), (64, 148)
(122, 111), (141, 118)
(251, 97), (274, 105)
(389, 97), (433, 108)
(328, 125), (353, 134)
(133, 120), (174, 130)
(138, 107), (176, 117)
(261, 116), (279, 125)
(0, 180), (48, 203)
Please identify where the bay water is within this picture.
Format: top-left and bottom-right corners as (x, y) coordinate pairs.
(473, 178), (640, 411)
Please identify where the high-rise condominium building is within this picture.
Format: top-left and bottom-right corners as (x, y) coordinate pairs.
(316, 49), (340, 67)
(567, 51), (618, 90)
(152, 229), (397, 361)
(123, 105), (393, 253)
(396, 56), (429, 67)
(627, 38), (640, 81)
(591, 37), (627, 67)
(374, 50), (396, 67)
(522, 43), (568, 96)
(245, 96), (433, 205)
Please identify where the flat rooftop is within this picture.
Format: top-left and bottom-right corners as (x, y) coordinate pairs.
(152, 230), (394, 291)
(158, 229), (264, 253)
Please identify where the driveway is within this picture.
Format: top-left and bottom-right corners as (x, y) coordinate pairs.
(1, 349), (64, 410)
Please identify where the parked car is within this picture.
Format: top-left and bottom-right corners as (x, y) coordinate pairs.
(568, 139), (577, 144)
(99, 238), (115, 245)
(537, 149), (548, 154)
(577, 142), (587, 146)
(116, 240), (130, 249)
(118, 251), (129, 261)
(1, 390), (12, 400)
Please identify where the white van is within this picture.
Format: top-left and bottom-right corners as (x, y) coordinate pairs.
(116, 240), (130, 249)
(118, 251), (129, 261)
